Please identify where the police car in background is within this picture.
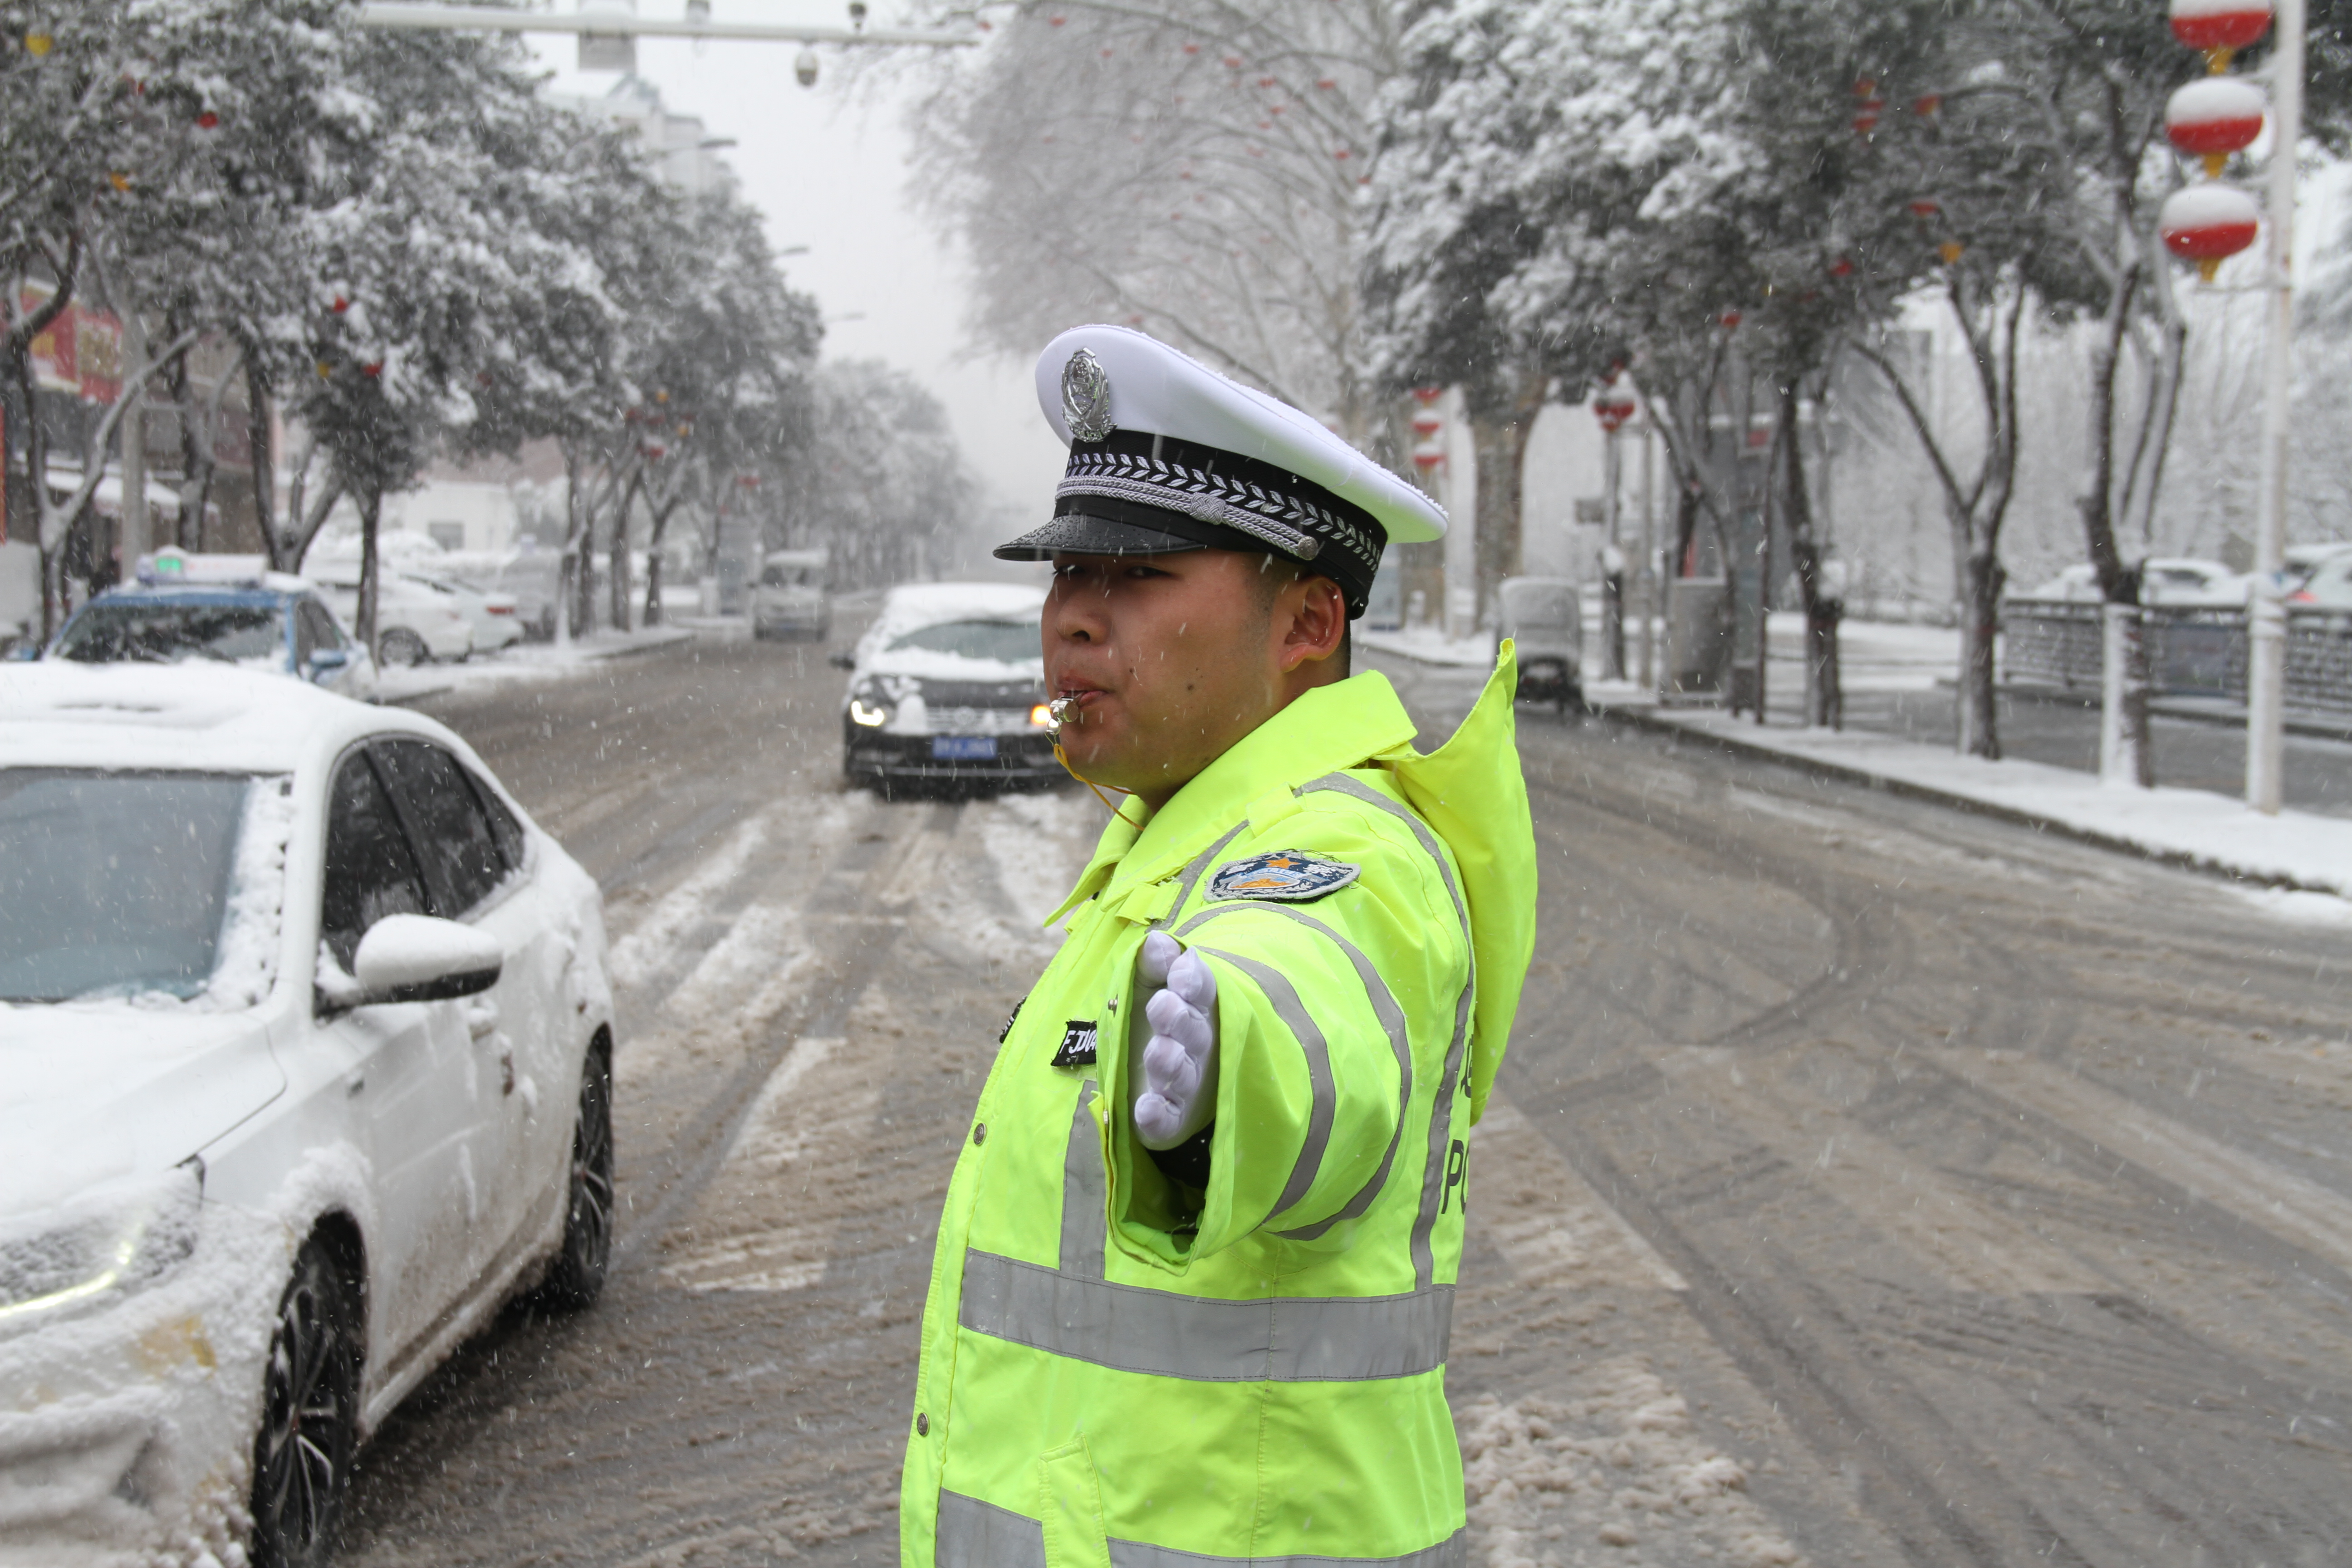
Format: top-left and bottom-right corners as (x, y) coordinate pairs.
(31, 551), (377, 698)
(834, 582), (1060, 794)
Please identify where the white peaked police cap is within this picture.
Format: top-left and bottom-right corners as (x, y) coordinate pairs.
(995, 324), (1446, 619)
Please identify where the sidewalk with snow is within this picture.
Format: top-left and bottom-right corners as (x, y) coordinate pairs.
(1590, 686), (2352, 898)
(1369, 610), (2352, 900)
(374, 624), (696, 704)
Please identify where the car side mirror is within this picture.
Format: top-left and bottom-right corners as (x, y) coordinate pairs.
(349, 914), (502, 1005)
(826, 650), (856, 670)
(308, 648), (351, 677)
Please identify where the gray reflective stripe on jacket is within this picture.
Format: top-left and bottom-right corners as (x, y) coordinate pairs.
(1060, 1079), (1104, 1277)
(937, 1490), (1049, 1568)
(936, 1490), (1470, 1568)
(957, 1250), (1453, 1382)
(1294, 774), (1475, 1290)
(1171, 903), (1413, 1240)
(1189, 946), (1335, 1222)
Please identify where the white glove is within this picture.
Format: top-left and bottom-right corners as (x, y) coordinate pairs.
(1133, 930), (1219, 1151)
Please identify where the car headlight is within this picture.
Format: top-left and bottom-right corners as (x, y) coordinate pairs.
(849, 696), (891, 727)
(0, 1161), (203, 1332)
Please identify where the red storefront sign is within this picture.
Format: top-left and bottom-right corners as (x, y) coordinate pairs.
(21, 286), (123, 403)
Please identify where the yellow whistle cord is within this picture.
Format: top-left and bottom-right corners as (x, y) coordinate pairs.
(1054, 739), (1131, 815)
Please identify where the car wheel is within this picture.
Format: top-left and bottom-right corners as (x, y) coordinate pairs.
(377, 628), (429, 668)
(249, 1234), (361, 1568)
(535, 1037), (614, 1311)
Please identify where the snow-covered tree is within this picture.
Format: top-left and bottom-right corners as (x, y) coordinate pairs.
(782, 359), (976, 589)
(1368, 0), (1956, 722)
(910, 0), (1401, 436)
(1360, 0), (1581, 630)
(615, 191), (821, 627)
(0, 0), (229, 632)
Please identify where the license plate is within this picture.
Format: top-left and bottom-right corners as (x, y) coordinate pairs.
(931, 735), (997, 761)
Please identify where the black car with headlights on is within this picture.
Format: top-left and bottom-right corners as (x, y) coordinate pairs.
(838, 583), (1062, 794)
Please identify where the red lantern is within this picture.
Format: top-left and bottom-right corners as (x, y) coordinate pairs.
(196, 110), (218, 130)
(2160, 183), (2261, 280)
(1828, 255), (1855, 278)
(360, 361), (382, 378)
(1907, 198), (1941, 217)
(1719, 309), (1742, 330)
(1411, 385), (1443, 406)
(2166, 77), (2267, 176)
(1412, 446), (1444, 472)
(1913, 93), (1943, 117)
(1593, 391), (1637, 434)
(1853, 97), (1885, 136)
(736, 473), (761, 489)
(1410, 411), (1441, 436)
(2170, 0), (2272, 69)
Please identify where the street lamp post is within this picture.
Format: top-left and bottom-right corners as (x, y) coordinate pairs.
(2160, 0), (2294, 811)
(2249, 0), (2303, 814)
(1637, 414), (1657, 695)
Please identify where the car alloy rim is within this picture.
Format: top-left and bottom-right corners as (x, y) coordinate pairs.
(255, 1259), (351, 1559)
(569, 1061), (614, 1270)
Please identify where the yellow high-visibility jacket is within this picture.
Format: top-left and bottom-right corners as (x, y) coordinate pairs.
(902, 650), (1536, 1568)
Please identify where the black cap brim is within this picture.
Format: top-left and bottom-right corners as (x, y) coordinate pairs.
(992, 506), (1223, 561)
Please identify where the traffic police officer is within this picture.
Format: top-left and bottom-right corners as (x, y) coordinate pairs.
(902, 325), (1536, 1568)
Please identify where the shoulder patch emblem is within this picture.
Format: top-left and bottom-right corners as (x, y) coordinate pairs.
(1206, 849), (1362, 904)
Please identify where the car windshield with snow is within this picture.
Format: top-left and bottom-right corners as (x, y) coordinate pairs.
(0, 663), (616, 1567)
(0, 770), (255, 1002)
(838, 582), (1056, 794)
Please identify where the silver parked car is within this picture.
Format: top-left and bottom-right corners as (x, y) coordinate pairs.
(753, 549), (832, 641)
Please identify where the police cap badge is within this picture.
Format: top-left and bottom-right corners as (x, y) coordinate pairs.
(1206, 849), (1361, 904)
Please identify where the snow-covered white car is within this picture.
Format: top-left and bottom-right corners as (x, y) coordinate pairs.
(308, 575), (475, 666)
(0, 663), (615, 1568)
(836, 582), (1058, 793)
(403, 572), (524, 655)
(2289, 550), (2352, 611)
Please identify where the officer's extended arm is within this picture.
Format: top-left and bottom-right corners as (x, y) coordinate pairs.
(1133, 930), (1218, 1150)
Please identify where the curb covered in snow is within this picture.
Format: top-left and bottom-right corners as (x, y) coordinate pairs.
(379, 626), (695, 706)
(1583, 686), (2352, 899)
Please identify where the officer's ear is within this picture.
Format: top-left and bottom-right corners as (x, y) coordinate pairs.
(1274, 573), (1348, 678)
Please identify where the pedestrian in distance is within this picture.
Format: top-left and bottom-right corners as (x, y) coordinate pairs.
(902, 325), (1538, 1568)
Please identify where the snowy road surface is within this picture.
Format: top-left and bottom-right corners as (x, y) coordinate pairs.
(330, 637), (2351, 1568)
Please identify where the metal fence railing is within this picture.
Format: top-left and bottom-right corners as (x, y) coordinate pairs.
(2000, 601), (2352, 719)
